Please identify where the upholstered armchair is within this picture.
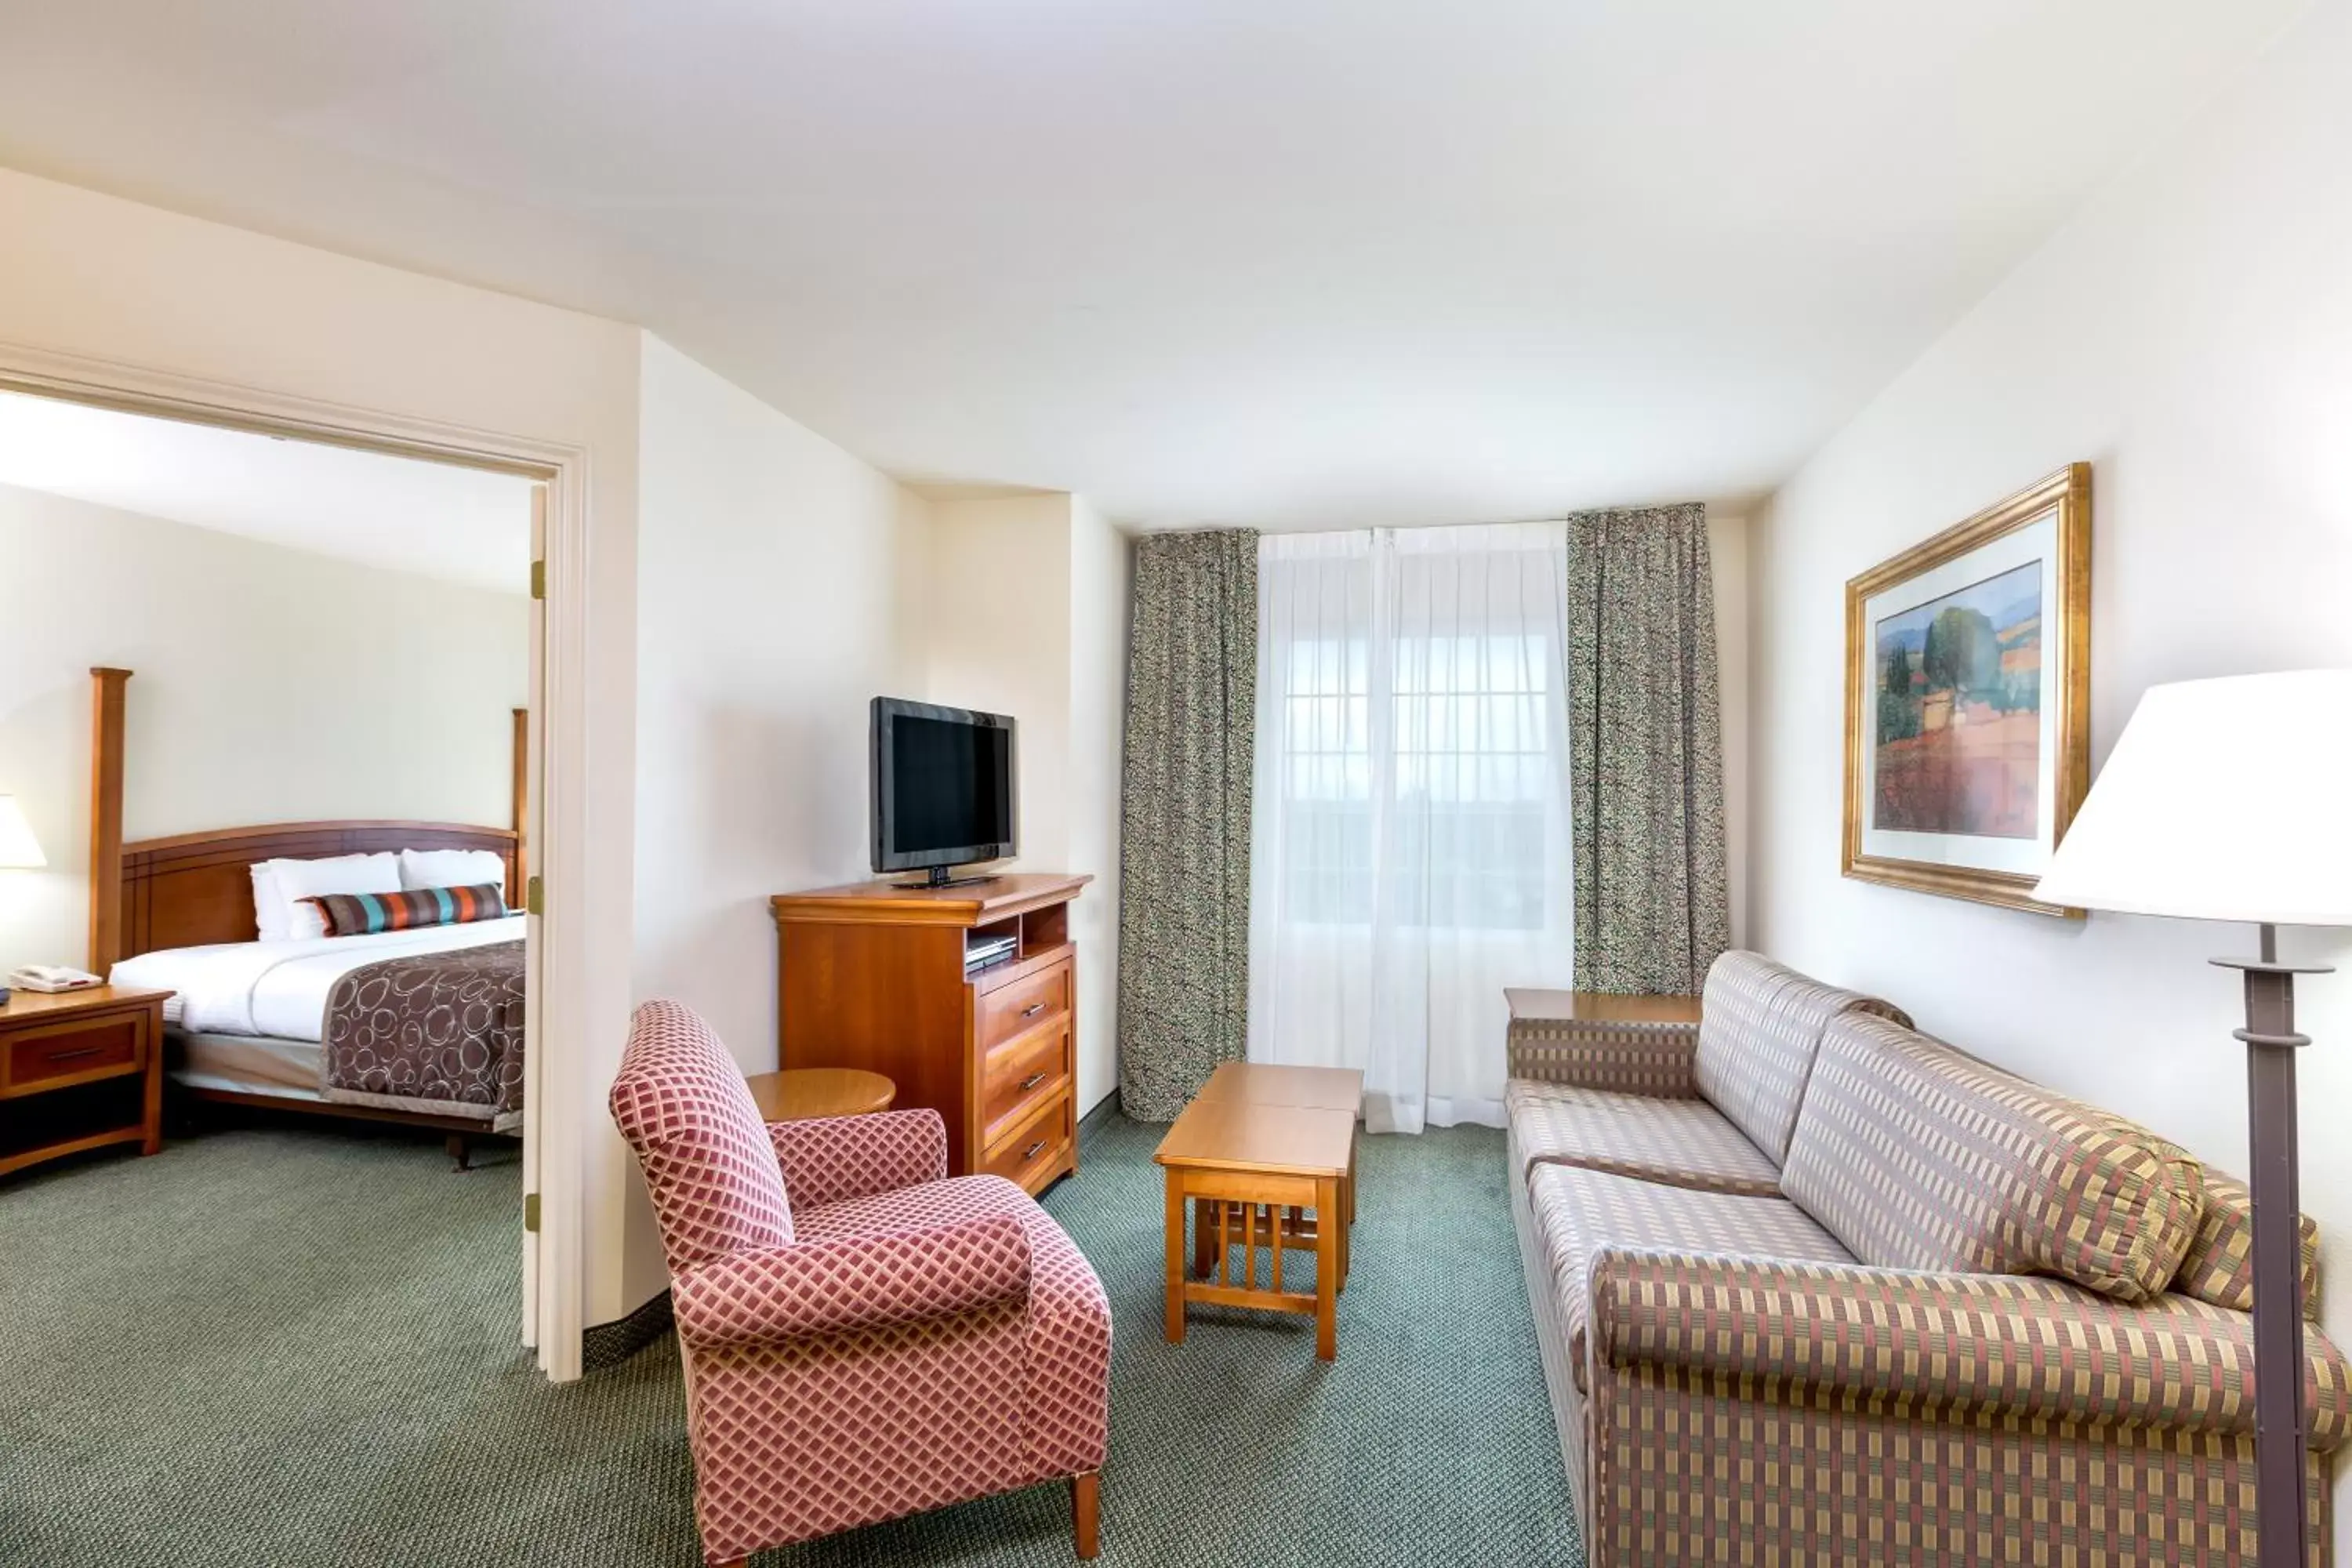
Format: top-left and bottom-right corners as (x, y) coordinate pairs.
(610, 999), (1112, 1567)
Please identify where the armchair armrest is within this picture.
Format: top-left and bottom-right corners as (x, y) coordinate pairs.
(768, 1109), (949, 1207)
(1507, 1018), (1699, 1096)
(1586, 1248), (2352, 1443)
(673, 1213), (1031, 1349)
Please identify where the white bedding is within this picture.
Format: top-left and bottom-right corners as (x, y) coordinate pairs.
(110, 916), (527, 1042)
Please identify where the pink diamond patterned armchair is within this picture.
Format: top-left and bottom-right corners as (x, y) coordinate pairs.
(610, 999), (1112, 1566)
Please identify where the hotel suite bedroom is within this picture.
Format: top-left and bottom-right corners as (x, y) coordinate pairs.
(0, 389), (541, 1380)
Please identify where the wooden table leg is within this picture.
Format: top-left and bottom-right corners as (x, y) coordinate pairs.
(1163, 1170), (1188, 1345)
(1314, 1174), (1338, 1360)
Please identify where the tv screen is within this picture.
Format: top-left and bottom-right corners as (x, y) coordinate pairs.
(871, 698), (1016, 877)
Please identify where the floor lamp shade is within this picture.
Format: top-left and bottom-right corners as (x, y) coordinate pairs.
(2035, 667), (2349, 1568)
(2033, 669), (2352, 924)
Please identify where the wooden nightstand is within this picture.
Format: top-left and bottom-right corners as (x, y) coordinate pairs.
(0, 985), (173, 1178)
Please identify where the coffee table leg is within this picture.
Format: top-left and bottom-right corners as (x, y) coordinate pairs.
(1314, 1174), (1338, 1360)
(1163, 1170), (1188, 1345)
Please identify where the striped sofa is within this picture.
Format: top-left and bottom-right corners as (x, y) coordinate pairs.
(1507, 950), (2348, 1567)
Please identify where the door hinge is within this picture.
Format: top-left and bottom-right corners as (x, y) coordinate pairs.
(525, 875), (544, 916)
(523, 1192), (541, 1232)
(529, 559), (546, 600)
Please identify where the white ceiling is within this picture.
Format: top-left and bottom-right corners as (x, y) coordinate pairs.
(0, 392), (535, 592)
(0, 1), (2310, 530)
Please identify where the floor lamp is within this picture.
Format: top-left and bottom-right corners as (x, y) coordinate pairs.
(2035, 669), (2352, 1568)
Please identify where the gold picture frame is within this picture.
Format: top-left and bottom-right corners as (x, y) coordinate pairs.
(1842, 463), (2091, 917)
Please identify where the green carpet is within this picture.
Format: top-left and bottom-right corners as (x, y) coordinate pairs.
(0, 1112), (1581, 1567)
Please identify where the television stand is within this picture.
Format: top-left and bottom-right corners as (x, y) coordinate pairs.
(771, 873), (1092, 1196)
(904, 866), (996, 889)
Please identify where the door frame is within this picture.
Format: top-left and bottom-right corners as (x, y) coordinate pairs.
(0, 337), (593, 1381)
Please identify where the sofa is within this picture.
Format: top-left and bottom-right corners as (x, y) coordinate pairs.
(1507, 950), (2348, 1566)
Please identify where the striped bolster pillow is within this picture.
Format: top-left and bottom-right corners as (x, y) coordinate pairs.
(304, 883), (508, 938)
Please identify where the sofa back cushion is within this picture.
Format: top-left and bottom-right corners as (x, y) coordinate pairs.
(1780, 1013), (2205, 1302)
(2174, 1169), (2322, 1320)
(1692, 950), (1912, 1160)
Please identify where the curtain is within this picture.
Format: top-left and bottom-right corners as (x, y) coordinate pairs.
(1116, 528), (1259, 1122)
(1565, 504), (1730, 995)
(1247, 523), (1575, 1133)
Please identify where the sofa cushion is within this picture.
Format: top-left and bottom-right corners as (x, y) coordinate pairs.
(1507, 1079), (1783, 1196)
(1780, 1013), (2206, 1303)
(1691, 949), (1911, 1161)
(1526, 1161), (1853, 1389)
(2173, 1169), (2323, 1321)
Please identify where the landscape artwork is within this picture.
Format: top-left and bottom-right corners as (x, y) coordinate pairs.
(1871, 560), (2042, 838)
(1842, 464), (2089, 916)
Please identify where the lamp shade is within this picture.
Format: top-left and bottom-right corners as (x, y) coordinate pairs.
(0, 795), (45, 869)
(2034, 669), (2352, 926)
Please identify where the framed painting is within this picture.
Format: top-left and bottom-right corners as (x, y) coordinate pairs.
(1842, 463), (2091, 917)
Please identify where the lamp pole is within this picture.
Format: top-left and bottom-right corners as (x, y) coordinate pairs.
(2214, 923), (2331, 1568)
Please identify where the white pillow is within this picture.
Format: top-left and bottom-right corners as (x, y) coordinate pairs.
(399, 848), (509, 893)
(263, 852), (401, 942)
(249, 864), (291, 942)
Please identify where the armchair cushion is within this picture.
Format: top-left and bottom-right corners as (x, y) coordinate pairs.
(673, 1213), (1030, 1348)
(768, 1109), (949, 1209)
(611, 999), (793, 1272)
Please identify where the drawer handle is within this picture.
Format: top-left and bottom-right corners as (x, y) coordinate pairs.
(1019, 1002), (1046, 1019)
(1018, 1073), (1047, 1092)
(44, 1044), (109, 1062)
(1022, 1139), (1047, 1161)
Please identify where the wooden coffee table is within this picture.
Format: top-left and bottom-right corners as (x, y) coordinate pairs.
(1155, 1065), (1363, 1361)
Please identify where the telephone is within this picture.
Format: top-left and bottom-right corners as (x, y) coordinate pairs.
(7, 964), (103, 993)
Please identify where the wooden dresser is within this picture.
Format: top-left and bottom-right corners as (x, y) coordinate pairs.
(771, 873), (1090, 1196)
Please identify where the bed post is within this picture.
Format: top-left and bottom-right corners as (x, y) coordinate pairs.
(89, 667), (132, 974)
(510, 706), (528, 909)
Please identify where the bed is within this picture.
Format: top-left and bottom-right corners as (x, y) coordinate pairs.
(86, 669), (529, 1168)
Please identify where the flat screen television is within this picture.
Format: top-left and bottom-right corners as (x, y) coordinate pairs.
(870, 697), (1017, 885)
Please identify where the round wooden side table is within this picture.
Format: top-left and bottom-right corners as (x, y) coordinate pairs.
(746, 1066), (897, 1123)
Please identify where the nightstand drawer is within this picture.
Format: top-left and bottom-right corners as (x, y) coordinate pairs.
(5, 1014), (143, 1092)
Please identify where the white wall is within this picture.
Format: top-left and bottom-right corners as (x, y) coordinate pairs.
(0, 484), (527, 970)
(630, 336), (931, 1305)
(0, 166), (646, 1330)
(1748, 2), (2352, 1544)
(920, 493), (1129, 1117)
(922, 495), (1077, 869)
(1066, 497), (1133, 1118)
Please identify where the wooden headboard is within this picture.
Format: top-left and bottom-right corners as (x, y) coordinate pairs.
(87, 668), (527, 968)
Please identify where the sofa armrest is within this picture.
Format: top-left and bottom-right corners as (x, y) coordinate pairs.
(673, 1214), (1031, 1349)
(768, 1109), (949, 1207)
(1586, 1248), (2352, 1443)
(1507, 1019), (1699, 1096)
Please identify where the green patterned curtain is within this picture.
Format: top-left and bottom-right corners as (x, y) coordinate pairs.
(1566, 504), (1730, 995)
(1116, 528), (1258, 1121)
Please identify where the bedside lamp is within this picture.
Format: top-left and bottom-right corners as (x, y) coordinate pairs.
(2035, 668), (2352, 1568)
(0, 795), (43, 872)
(0, 795), (45, 1005)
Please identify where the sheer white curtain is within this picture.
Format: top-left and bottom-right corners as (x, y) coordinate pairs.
(1247, 521), (1575, 1133)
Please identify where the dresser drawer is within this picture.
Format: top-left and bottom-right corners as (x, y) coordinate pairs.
(980, 1022), (1069, 1150)
(975, 960), (1071, 1052)
(979, 1087), (1072, 1193)
(5, 1014), (143, 1092)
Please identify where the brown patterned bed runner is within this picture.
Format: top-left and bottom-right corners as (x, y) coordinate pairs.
(321, 941), (525, 1131)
